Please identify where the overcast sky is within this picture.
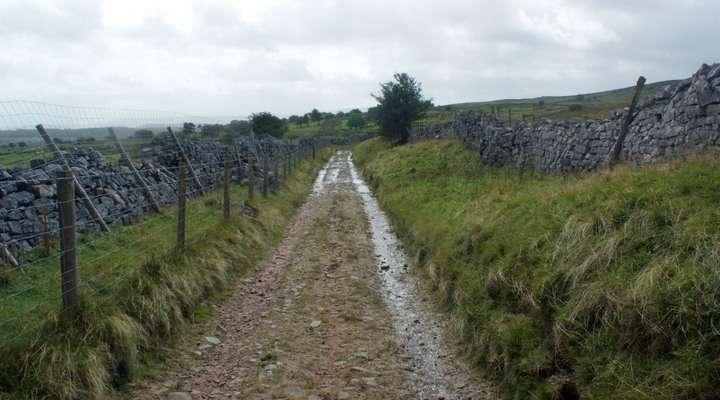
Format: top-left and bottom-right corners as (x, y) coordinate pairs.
(0, 0), (718, 119)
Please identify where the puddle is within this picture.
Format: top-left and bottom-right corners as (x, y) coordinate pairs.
(311, 153), (334, 196)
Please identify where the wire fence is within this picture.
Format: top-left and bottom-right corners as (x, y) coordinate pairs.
(0, 100), (322, 351)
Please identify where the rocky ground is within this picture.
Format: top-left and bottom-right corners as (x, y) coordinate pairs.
(130, 152), (497, 400)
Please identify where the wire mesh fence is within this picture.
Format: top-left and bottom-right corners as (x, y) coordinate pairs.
(0, 100), (322, 352)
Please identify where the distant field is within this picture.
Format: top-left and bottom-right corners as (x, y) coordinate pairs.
(421, 79), (679, 125)
(0, 137), (154, 168)
(285, 118), (378, 139)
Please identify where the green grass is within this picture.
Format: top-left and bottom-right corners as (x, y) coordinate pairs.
(422, 80), (678, 126)
(354, 138), (720, 399)
(0, 149), (333, 399)
(285, 119), (378, 139)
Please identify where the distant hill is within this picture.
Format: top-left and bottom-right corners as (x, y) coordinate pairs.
(424, 79), (681, 124)
(0, 126), (173, 145)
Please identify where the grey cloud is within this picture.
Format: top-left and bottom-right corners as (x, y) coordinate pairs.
(0, 0), (718, 117)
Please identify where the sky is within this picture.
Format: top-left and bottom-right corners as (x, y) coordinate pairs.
(0, 0), (718, 120)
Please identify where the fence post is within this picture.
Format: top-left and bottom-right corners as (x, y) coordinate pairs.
(108, 127), (161, 213)
(610, 76), (646, 168)
(247, 156), (255, 200)
(223, 158), (231, 221)
(42, 213), (51, 257)
(37, 124), (110, 233)
(1, 242), (19, 269)
(167, 127), (205, 196)
(57, 169), (80, 312)
(262, 152), (269, 198)
(177, 162), (187, 250)
(284, 149), (290, 178)
(273, 160), (280, 190)
(312, 143), (316, 159)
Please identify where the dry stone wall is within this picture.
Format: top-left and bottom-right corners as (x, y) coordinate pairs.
(0, 134), (319, 257)
(413, 63), (720, 172)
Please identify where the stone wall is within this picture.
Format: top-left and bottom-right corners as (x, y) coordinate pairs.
(412, 63), (720, 172)
(0, 135), (319, 258)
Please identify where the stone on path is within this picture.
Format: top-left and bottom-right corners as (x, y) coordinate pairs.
(167, 392), (192, 400)
(205, 336), (221, 345)
(310, 320), (322, 328)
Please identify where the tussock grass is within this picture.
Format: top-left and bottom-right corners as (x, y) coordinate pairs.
(354, 138), (720, 399)
(0, 150), (332, 399)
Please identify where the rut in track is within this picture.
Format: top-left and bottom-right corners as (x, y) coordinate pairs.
(132, 151), (497, 400)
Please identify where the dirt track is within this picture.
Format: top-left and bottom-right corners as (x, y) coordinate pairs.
(132, 151), (497, 400)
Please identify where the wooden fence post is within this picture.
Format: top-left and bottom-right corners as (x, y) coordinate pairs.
(247, 156), (255, 200)
(273, 160), (280, 190)
(167, 127), (205, 196)
(108, 128), (161, 213)
(1, 242), (19, 269)
(284, 149), (290, 178)
(610, 76), (646, 168)
(262, 151), (269, 198)
(56, 169), (80, 312)
(177, 162), (187, 250)
(42, 213), (51, 257)
(36, 124), (111, 233)
(223, 158), (231, 221)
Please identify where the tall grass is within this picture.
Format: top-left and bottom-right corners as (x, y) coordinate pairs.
(0, 150), (332, 399)
(354, 138), (720, 399)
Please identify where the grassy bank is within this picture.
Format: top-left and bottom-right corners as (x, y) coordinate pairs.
(0, 149), (332, 399)
(353, 138), (720, 399)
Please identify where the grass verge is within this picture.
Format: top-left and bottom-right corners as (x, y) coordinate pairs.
(353, 138), (720, 399)
(0, 149), (333, 399)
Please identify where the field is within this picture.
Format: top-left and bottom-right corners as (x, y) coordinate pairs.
(0, 137), (154, 168)
(420, 80), (678, 125)
(353, 138), (720, 399)
(285, 118), (378, 139)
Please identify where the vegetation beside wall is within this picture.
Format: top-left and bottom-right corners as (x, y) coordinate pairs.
(354, 138), (720, 399)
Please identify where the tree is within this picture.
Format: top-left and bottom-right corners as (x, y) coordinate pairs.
(133, 129), (154, 139)
(321, 118), (340, 135)
(347, 110), (366, 130)
(250, 112), (287, 138)
(366, 106), (379, 121)
(310, 108), (322, 122)
(228, 120), (252, 136)
(182, 122), (196, 137)
(200, 124), (225, 138)
(371, 73), (432, 144)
